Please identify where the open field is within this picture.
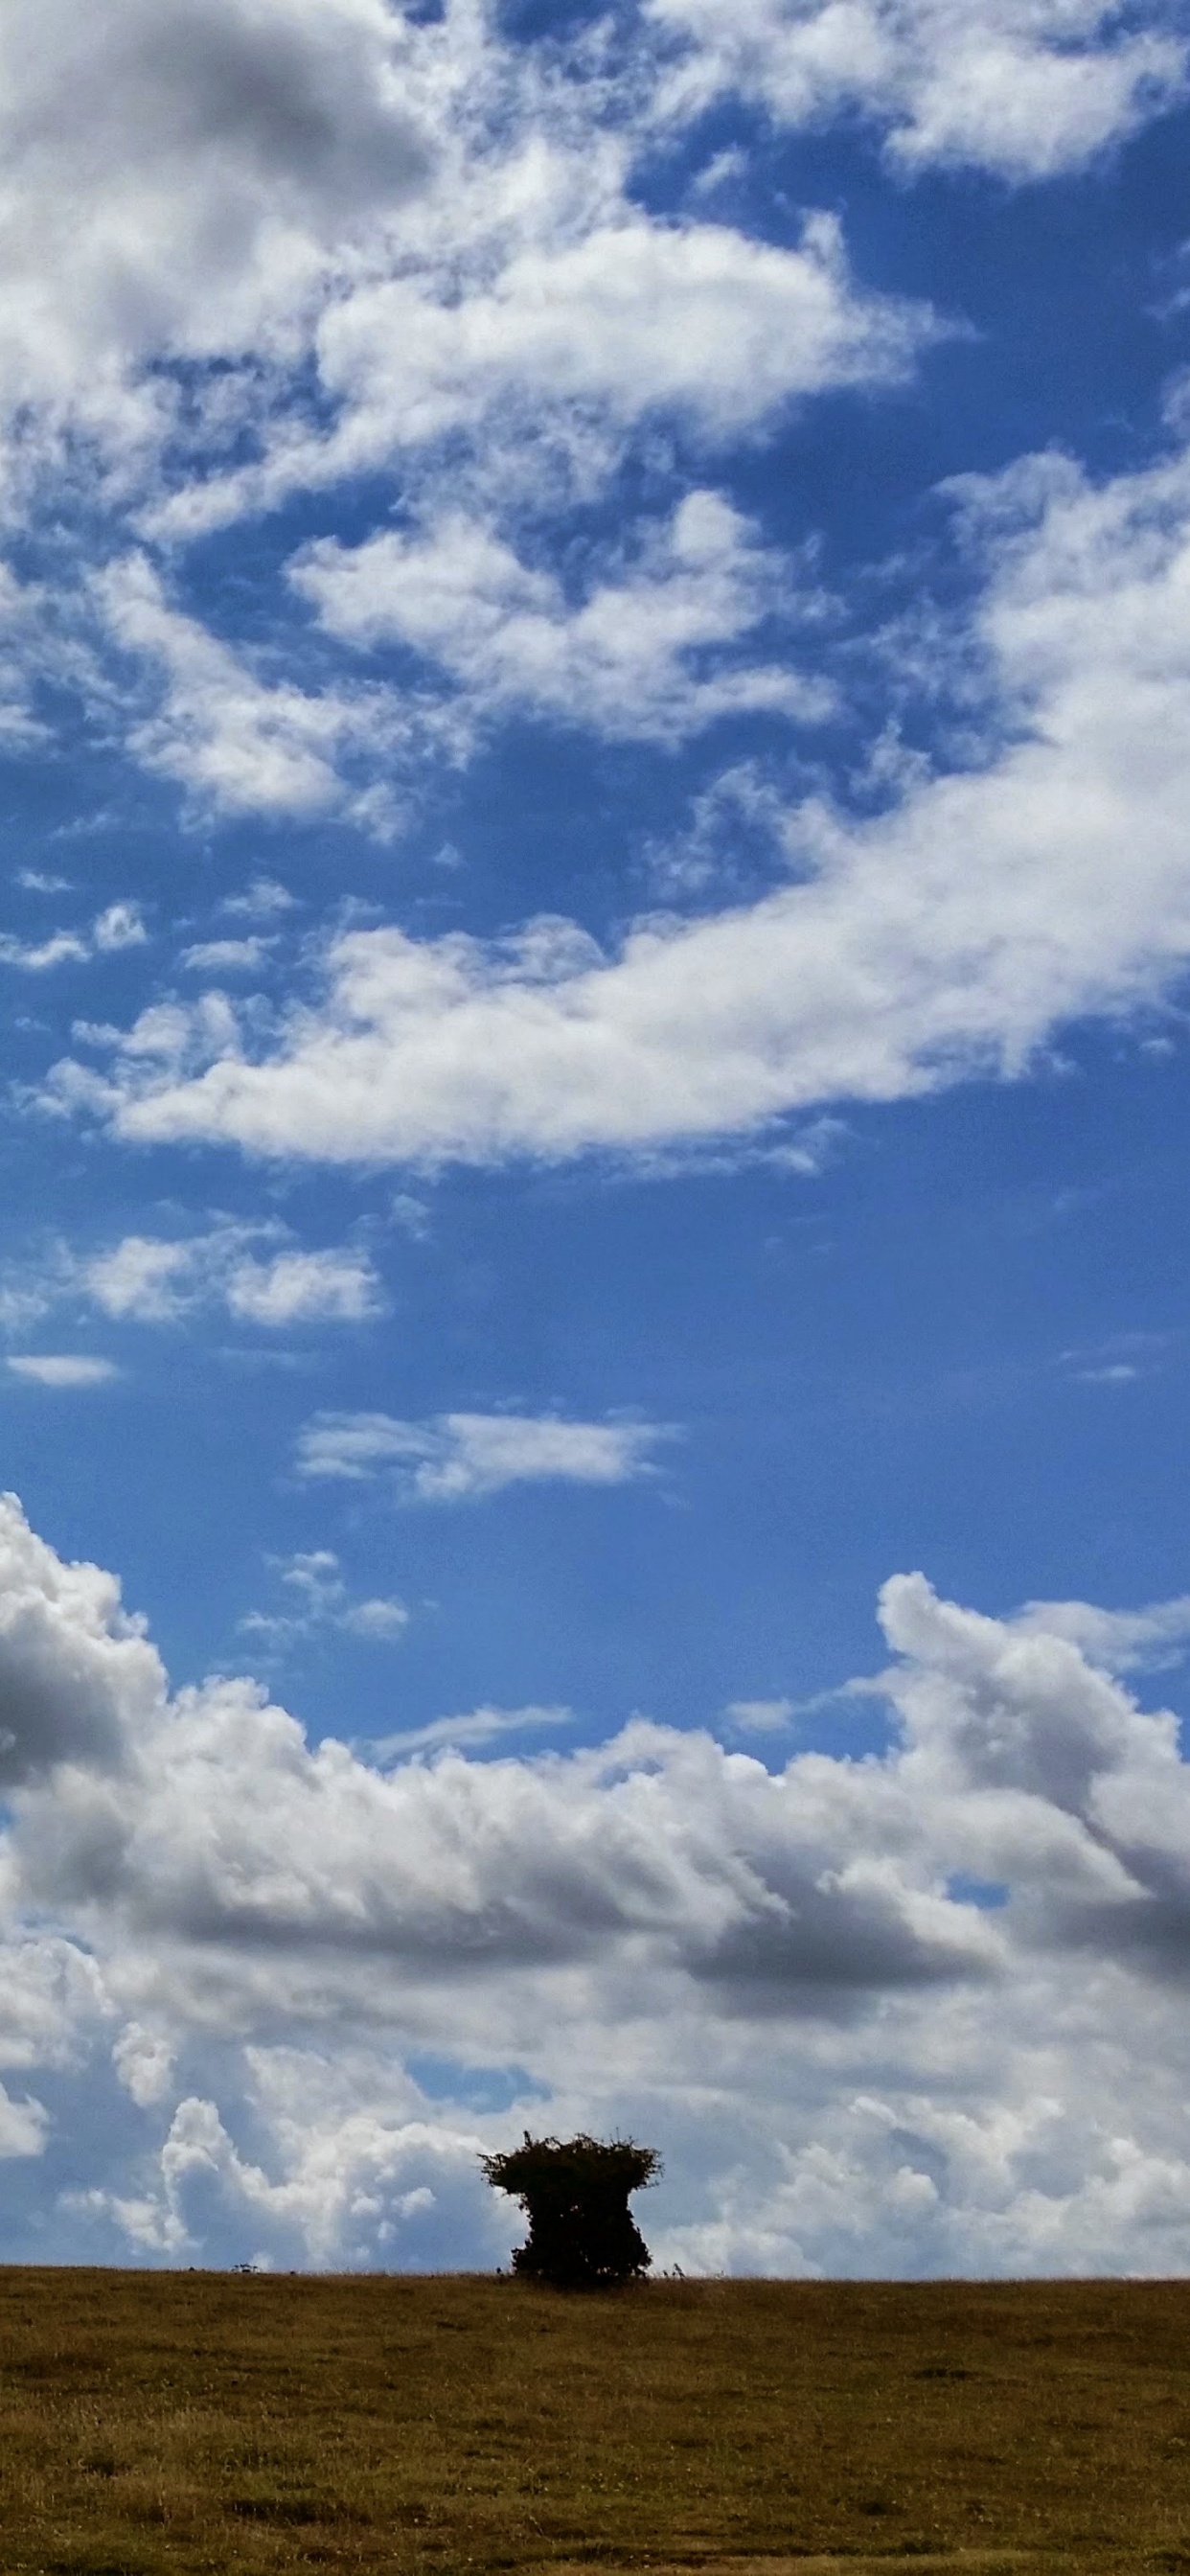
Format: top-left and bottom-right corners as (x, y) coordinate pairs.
(0, 2270), (1187, 2575)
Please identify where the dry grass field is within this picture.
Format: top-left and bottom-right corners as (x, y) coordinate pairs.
(0, 2268), (1187, 2576)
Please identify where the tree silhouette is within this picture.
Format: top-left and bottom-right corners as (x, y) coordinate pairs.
(481, 2132), (661, 2288)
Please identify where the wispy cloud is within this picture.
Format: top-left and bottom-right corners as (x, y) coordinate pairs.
(723, 1697), (795, 1733)
(178, 937), (277, 975)
(1014, 1592), (1190, 1675)
(0, 902), (145, 975)
(7, 1354), (119, 1388)
(240, 1552), (408, 1651)
(219, 879), (297, 921)
(294, 1410), (674, 1501)
(368, 1705), (573, 1760)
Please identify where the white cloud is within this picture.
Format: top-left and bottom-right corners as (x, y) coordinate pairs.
(80, 1224), (384, 1330)
(0, 2082), (50, 2160)
(240, 1549), (408, 1649)
(725, 1696), (796, 1732)
(0, 0), (1172, 840)
(1015, 1591), (1190, 1674)
(649, 0), (1189, 180)
(112, 2020), (175, 2109)
(81, 1236), (194, 1323)
(224, 1247), (384, 1326)
(63, 439), (1190, 1169)
(0, 0), (938, 593)
(389, 1191), (431, 1241)
(0, 0), (1167, 558)
(0, 0), (433, 478)
(0, 1492), (160, 1782)
(293, 492), (832, 745)
(96, 554), (409, 825)
(0, 1224), (385, 1342)
(77, 2082), (485, 2268)
(340, 1597), (412, 1641)
(294, 1409), (672, 1500)
(7, 1355), (119, 1388)
(331, 202), (925, 444)
(179, 936), (276, 974)
(643, 759), (794, 900)
(370, 1705), (573, 1758)
(92, 902), (148, 954)
(0, 1), (943, 837)
(156, 207), (932, 543)
(7, 1491), (1190, 2266)
(0, 931), (89, 972)
(220, 878), (297, 920)
(0, 902), (146, 975)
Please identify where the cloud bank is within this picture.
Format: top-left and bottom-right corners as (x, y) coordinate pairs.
(2, 1492), (1190, 2271)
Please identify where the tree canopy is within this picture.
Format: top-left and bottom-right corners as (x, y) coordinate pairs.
(482, 2132), (661, 2288)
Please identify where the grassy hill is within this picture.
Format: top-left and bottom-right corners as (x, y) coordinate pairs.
(0, 2267), (1186, 2573)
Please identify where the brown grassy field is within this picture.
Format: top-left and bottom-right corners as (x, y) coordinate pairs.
(0, 2268), (1187, 2576)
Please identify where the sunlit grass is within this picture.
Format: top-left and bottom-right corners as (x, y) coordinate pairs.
(0, 2268), (1187, 2572)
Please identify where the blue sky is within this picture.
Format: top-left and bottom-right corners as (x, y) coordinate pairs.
(4, 0), (1190, 2275)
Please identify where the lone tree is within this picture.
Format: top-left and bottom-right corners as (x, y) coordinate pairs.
(482, 2132), (661, 2288)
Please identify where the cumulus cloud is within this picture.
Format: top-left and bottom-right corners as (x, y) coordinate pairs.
(0, 0), (433, 471)
(6, 1493), (1190, 2266)
(649, 0), (1189, 180)
(59, 438), (1190, 1169)
(112, 2019), (176, 2109)
(0, 2083), (50, 2160)
(294, 1408), (672, 1500)
(74, 2079), (488, 2268)
(0, 1933), (106, 2075)
(0, 1492), (161, 1782)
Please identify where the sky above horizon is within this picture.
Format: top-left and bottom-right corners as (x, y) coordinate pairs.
(5, 0), (1190, 2275)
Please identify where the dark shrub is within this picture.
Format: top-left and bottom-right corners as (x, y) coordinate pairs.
(481, 2132), (661, 2288)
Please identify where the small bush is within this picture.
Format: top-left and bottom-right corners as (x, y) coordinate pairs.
(481, 2131), (661, 2288)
